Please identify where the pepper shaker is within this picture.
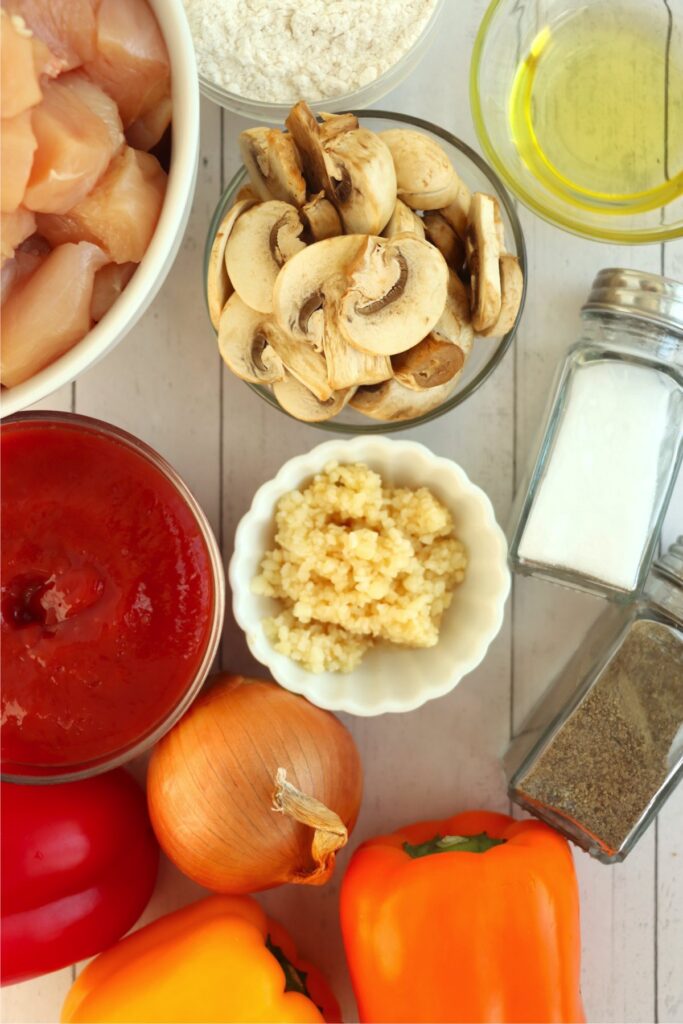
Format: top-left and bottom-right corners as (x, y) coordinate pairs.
(506, 538), (683, 863)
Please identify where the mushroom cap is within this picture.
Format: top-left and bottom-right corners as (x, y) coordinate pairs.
(206, 197), (256, 330)
(480, 254), (524, 338)
(382, 199), (426, 240)
(301, 191), (342, 241)
(423, 211), (465, 271)
(217, 293), (285, 385)
(272, 234), (366, 346)
(225, 200), (306, 315)
(350, 376), (457, 421)
(380, 129), (462, 210)
(239, 127), (306, 206)
(273, 372), (354, 423)
(392, 335), (465, 391)
(336, 234), (449, 357)
(324, 127), (397, 234)
(466, 193), (502, 333)
(439, 180), (472, 238)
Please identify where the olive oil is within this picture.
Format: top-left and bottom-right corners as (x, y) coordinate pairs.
(509, 6), (683, 214)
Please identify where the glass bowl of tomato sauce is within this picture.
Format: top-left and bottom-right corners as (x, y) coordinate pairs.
(1, 413), (225, 784)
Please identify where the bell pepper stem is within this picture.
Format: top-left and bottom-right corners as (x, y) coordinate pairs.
(272, 768), (348, 883)
(402, 832), (507, 858)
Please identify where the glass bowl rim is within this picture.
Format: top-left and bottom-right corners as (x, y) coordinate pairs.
(1, 410), (226, 785)
(469, 0), (683, 246)
(195, 0), (446, 120)
(205, 108), (527, 434)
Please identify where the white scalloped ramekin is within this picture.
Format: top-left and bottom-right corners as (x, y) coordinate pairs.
(229, 437), (510, 716)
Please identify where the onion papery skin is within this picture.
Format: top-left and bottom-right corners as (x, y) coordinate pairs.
(147, 674), (363, 894)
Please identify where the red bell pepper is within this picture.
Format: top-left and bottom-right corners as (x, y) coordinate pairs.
(1, 769), (159, 985)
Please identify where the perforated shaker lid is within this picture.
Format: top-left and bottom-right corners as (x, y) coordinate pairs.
(582, 269), (683, 334)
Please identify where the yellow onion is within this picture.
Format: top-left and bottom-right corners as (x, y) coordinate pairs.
(147, 674), (363, 893)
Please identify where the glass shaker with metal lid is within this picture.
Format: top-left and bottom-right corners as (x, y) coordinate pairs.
(505, 538), (683, 864)
(509, 269), (683, 600)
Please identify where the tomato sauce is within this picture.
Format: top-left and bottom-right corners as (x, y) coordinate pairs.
(1, 418), (217, 769)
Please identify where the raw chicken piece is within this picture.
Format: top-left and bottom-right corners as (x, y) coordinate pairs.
(58, 70), (124, 156)
(1, 241), (108, 387)
(1, 207), (35, 261)
(23, 77), (113, 215)
(37, 147), (166, 264)
(91, 261), (136, 321)
(31, 34), (65, 78)
(126, 93), (172, 152)
(2, 0), (97, 71)
(84, 0), (170, 127)
(1, 110), (37, 212)
(1, 244), (45, 302)
(1, 11), (42, 117)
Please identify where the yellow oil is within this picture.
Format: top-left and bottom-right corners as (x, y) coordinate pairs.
(509, 6), (683, 214)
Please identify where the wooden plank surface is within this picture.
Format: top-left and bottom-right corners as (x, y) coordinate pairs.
(3, 2), (682, 1021)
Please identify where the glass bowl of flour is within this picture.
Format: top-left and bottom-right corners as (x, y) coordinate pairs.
(183, 0), (446, 121)
(205, 110), (527, 434)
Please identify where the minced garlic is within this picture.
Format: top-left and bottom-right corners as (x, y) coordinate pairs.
(253, 462), (467, 673)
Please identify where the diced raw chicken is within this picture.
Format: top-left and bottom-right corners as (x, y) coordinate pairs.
(37, 146), (166, 264)
(91, 261), (136, 321)
(1, 206), (35, 261)
(1, 110), (37, 212)
(126, 93), (172, 152)
(1, 241), (108, 387)
(23, 77), (113, 215)
(31, 34), (65, 78)
(1, 11), (42, 117)
(2, 0), (97, 71)
(84, 0), (170, 127)
(1, 244), (45, 303)
(58, 70), (124, 156)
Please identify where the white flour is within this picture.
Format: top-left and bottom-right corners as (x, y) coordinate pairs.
(183, 0), (438, 102)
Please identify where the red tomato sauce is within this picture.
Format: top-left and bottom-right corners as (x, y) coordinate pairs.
(1, 419), (216, 769)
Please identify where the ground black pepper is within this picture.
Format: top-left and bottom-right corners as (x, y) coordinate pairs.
(516, 619), (683, 855)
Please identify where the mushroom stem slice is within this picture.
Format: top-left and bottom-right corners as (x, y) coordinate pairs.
(382, 199), (426, 240)
(301, 191), (343, 242)
(264, 322), (333, 402)
(239, 127), (307, 206)
(273, 372), (354, 423)
(479, 254), (524, 338)
(323, 312), (392, 390)
(350, 377), (457, 422)
(465, 193), (502, 333)
(218, 294), (285, 385)
(225, 200), (306, 315)
(337, 235), (449, 357)
(380, 129), (462, 210)
(392, 336), (465, 391)
(206, 196), (257, 330)
(423, 212), (465, 271)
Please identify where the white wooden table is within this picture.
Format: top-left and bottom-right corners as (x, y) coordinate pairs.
(5, 2), (683, 1021)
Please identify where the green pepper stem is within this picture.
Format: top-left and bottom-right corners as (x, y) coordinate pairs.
(402, 832), (507, 858)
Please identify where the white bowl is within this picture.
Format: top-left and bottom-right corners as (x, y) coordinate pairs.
(230, 436), (510, 716)
(0, 0), (200, 416)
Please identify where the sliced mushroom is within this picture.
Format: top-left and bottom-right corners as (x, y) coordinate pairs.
(439, 179), (473, 238)
(217, 294), (285, 385)
(273, 234), (366, 348)
(335, 234), (449, 356)
(423, 212), (465, 270)
(236, 183), (260, 203)
(323, 312), (392, 390)
(350, 377), (457, 421)
(433, 269), (474, 352)
(264, 323), (333, 402)
(479, 254), (524, 338)
(286, 101), (397, 235)
(379, 129), (462, 210)
(465, 193), (502, 333)
(239, 127), (307, 206)
(273, 372), (354, 423)
(301, 191), (343, 241)
(318, 111), (359, 142)
(392, 336), (464, 391)
(382, 199), (426, 240)
(206, 197), (257, 330)
(225, 200), (306, 315)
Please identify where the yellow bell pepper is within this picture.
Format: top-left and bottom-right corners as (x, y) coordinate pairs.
(61, 895), (340, 1024)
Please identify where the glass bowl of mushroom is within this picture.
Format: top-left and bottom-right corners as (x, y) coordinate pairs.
(204, 106), (527, 433)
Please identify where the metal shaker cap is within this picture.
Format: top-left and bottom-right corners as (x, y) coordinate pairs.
(582, 268), (683, 335)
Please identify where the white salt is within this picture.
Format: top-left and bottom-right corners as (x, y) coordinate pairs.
(518, 360), (677, 590)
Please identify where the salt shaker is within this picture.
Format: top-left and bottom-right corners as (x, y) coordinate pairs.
(505, 538), (683, 864)
(509, 269), (683, 600)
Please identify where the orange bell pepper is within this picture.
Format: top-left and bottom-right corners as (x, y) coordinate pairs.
(340, 810), (585, 1024)
(61, 895), (340, 1024)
